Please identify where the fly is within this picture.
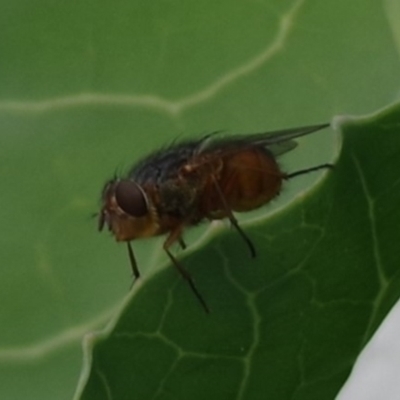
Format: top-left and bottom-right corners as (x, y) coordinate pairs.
(98, 123), (333, 312)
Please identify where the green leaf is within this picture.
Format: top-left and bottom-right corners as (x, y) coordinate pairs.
(74, 104), (400, 399)
(0, 0), (399, 399)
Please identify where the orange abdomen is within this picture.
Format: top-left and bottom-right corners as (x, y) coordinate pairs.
(201, 147), (283, 217)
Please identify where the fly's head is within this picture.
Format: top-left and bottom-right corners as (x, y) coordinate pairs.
(98, 179), (159, 241)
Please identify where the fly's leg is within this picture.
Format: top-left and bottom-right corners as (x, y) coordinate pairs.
(164, 227), (210, 313)
(211, 176), (256, 258)
(285, 163), (334, 180)
(178, 237), (187, 250)
(127, 242), (140, 288)
(127, 241), (140, 279)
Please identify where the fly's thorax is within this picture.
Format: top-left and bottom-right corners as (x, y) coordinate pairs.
(172, 154), (224, 222)
(180, 152), (223, 179)
(156, 178), (199, 221)
(98, 179), (161, 241)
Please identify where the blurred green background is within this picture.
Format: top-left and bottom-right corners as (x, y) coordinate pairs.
(0, 0), (399, 399)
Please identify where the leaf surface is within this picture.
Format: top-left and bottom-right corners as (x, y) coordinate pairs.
(0, 0), (399, 399)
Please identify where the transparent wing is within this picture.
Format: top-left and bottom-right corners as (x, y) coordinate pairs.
(200, 123), (330, 157)
(266, 140), (298, 156)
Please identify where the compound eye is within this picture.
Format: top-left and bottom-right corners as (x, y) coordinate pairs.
(115, 180), (148, 218)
